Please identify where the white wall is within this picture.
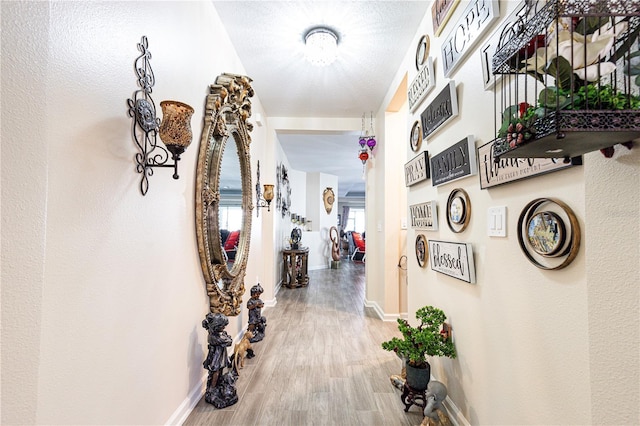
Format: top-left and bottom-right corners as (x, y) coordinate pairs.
(370, 1), (639, 424)
(1, 1), (269, 424)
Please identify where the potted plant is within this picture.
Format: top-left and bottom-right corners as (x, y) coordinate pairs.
(382, 306), (456, 391)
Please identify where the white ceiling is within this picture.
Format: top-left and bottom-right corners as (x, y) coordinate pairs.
(213, 1), (430, 198)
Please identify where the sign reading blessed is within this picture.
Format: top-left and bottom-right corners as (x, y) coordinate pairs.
(432, 0), (460, 37)
(420, 80), (458, 139)
(405, 151), (430, 187)
(428, 240), (476, 283)
(410, 201), (438, 231)
(477, 140), (582, 189)
(441, 0), (500, 78)
(409, 57), (436, 112)
(430, 135), (478, 187)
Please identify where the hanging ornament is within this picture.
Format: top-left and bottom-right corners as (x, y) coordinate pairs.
(367, 112), (377, 152)
(358, 149), (369, 164)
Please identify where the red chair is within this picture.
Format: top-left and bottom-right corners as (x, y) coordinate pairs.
(350, 231), (366, 262)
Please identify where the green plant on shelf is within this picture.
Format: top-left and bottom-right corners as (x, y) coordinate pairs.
(381, 305), (456, 369)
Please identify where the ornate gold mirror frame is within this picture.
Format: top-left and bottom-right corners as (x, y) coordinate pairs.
(195, 73), (254, 315)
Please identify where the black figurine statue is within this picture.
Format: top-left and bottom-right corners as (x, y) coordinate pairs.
(202, 312), (238, 409)
(247, 283), (267, 343)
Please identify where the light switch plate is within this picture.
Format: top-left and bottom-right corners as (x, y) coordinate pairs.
(488, 206), (507, 237)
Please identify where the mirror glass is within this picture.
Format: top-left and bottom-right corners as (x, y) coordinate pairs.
(195, 73), (255, 316)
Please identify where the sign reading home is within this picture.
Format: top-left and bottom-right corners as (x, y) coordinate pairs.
(432, 0), (460, 36)
(405, 151), (430, 187)
(441, 0), (500, 78)
(480, 1), (527, 90)
(409, 57), (436, 112)
(428, 240), (476, 283)
(430, 136), (478, 187)
(410, 201), (438, 231)
(420, 80), (458, 139)
(477, 140), (582, 189)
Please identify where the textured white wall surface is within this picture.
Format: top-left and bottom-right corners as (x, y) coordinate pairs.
(1, 1), (268, 424)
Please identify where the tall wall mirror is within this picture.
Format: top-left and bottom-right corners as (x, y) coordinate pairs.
(195, 73), (254, 315)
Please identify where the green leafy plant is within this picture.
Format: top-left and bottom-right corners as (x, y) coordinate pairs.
(381, 306), (456, 369)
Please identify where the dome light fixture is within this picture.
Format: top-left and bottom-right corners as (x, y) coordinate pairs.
(304, 27), (338, 66)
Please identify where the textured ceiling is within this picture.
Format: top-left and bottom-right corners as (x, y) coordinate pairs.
(213, 1), (430, 198)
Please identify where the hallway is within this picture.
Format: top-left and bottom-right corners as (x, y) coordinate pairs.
(185, 262), (422, 425)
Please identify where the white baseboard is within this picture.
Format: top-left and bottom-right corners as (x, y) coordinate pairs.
(364, 299), (401, 322)
(165, 374), (206, 425)
(442, 395), (470, 426)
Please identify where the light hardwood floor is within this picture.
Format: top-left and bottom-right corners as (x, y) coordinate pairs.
(184, 261), (423, 426)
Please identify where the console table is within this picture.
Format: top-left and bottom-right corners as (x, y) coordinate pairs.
(282, 247), (309, 288)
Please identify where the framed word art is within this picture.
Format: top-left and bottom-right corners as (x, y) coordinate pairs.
(428, 240), (476, 283)
(430, 135), (478, 187)
(410, 201), (438, 231)
(405, 151), (430, 187)
(420, 80), (458, 140)
(432, 0), (460, 37)
(480, 1), (528, 90)
(441, 0), (500, 78)
(477, 140), (582, 189)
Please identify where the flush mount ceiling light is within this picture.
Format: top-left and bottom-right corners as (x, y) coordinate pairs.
(304, 27), (338, 66)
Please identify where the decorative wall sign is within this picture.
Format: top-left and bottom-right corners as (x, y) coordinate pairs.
(432, 0), (460, 37)
(428, 240), (476, 283)
(420, 80), (458, 139)
(408, 57), (436, 113)
(479, 1), (528, 90)
(323, 187), (335, 214)
(405, 151), (430, 187)
(517, 198), (581, 270)
(446, 188), (471, 233)
(410, 121), (422, 152)
(415, 234), (428, 268)
(441, 0), (500, 78)
(477, 140), (582, 189)
(430, 135), (478, 187)
(415, 35), (431, 70)
(409, 201), (438, 231)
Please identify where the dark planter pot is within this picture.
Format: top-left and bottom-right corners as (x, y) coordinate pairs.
(405, 361), (430, 391)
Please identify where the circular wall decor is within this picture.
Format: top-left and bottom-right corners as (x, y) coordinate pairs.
(415, 34), (430, 71)
(415, 234), (427, 267)
(410, 121), (422, 152)
(518, 198), (580, 270)
(446, 188), (471, 233)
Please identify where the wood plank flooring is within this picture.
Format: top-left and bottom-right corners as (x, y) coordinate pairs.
(185, 261), (423, 426)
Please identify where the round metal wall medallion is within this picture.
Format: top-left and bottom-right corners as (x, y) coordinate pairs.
(446, 188), (471, 233)
(415, 234), (427, 268)
(410, 121), (422, 152)
(415, 35), (430, 71)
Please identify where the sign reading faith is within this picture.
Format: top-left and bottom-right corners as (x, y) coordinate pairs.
(477, 140), (582, 189)
(480, 1), (528, 90)
(430, 135), (478, 187)
(420, 80), (458, 140)
(428, 240), (476, 283)
(410, 201), (438, 231)
(441, 0), (500, 78)
(409, 57), (436, 112)
(432, 0), (460, 37)
(405, 151), (430, 187)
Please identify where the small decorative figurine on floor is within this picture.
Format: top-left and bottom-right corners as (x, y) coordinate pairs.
(202, 312), (238, 408)
(247, 283), (266, 343)
(420, 381), (452, 426)
(232, 330), (255, 374)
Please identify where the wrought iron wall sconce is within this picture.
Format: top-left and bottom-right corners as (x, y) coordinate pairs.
(127, 36), (194, 195)
(255, 160), (274, 216)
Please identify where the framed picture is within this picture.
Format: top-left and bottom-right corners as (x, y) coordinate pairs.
(446, 188), (471, 233)
(416, 234), (428, 267)
(432, 0), (460, 37)
(410, 121), (422, 152)
(415, 35), (431, 70)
